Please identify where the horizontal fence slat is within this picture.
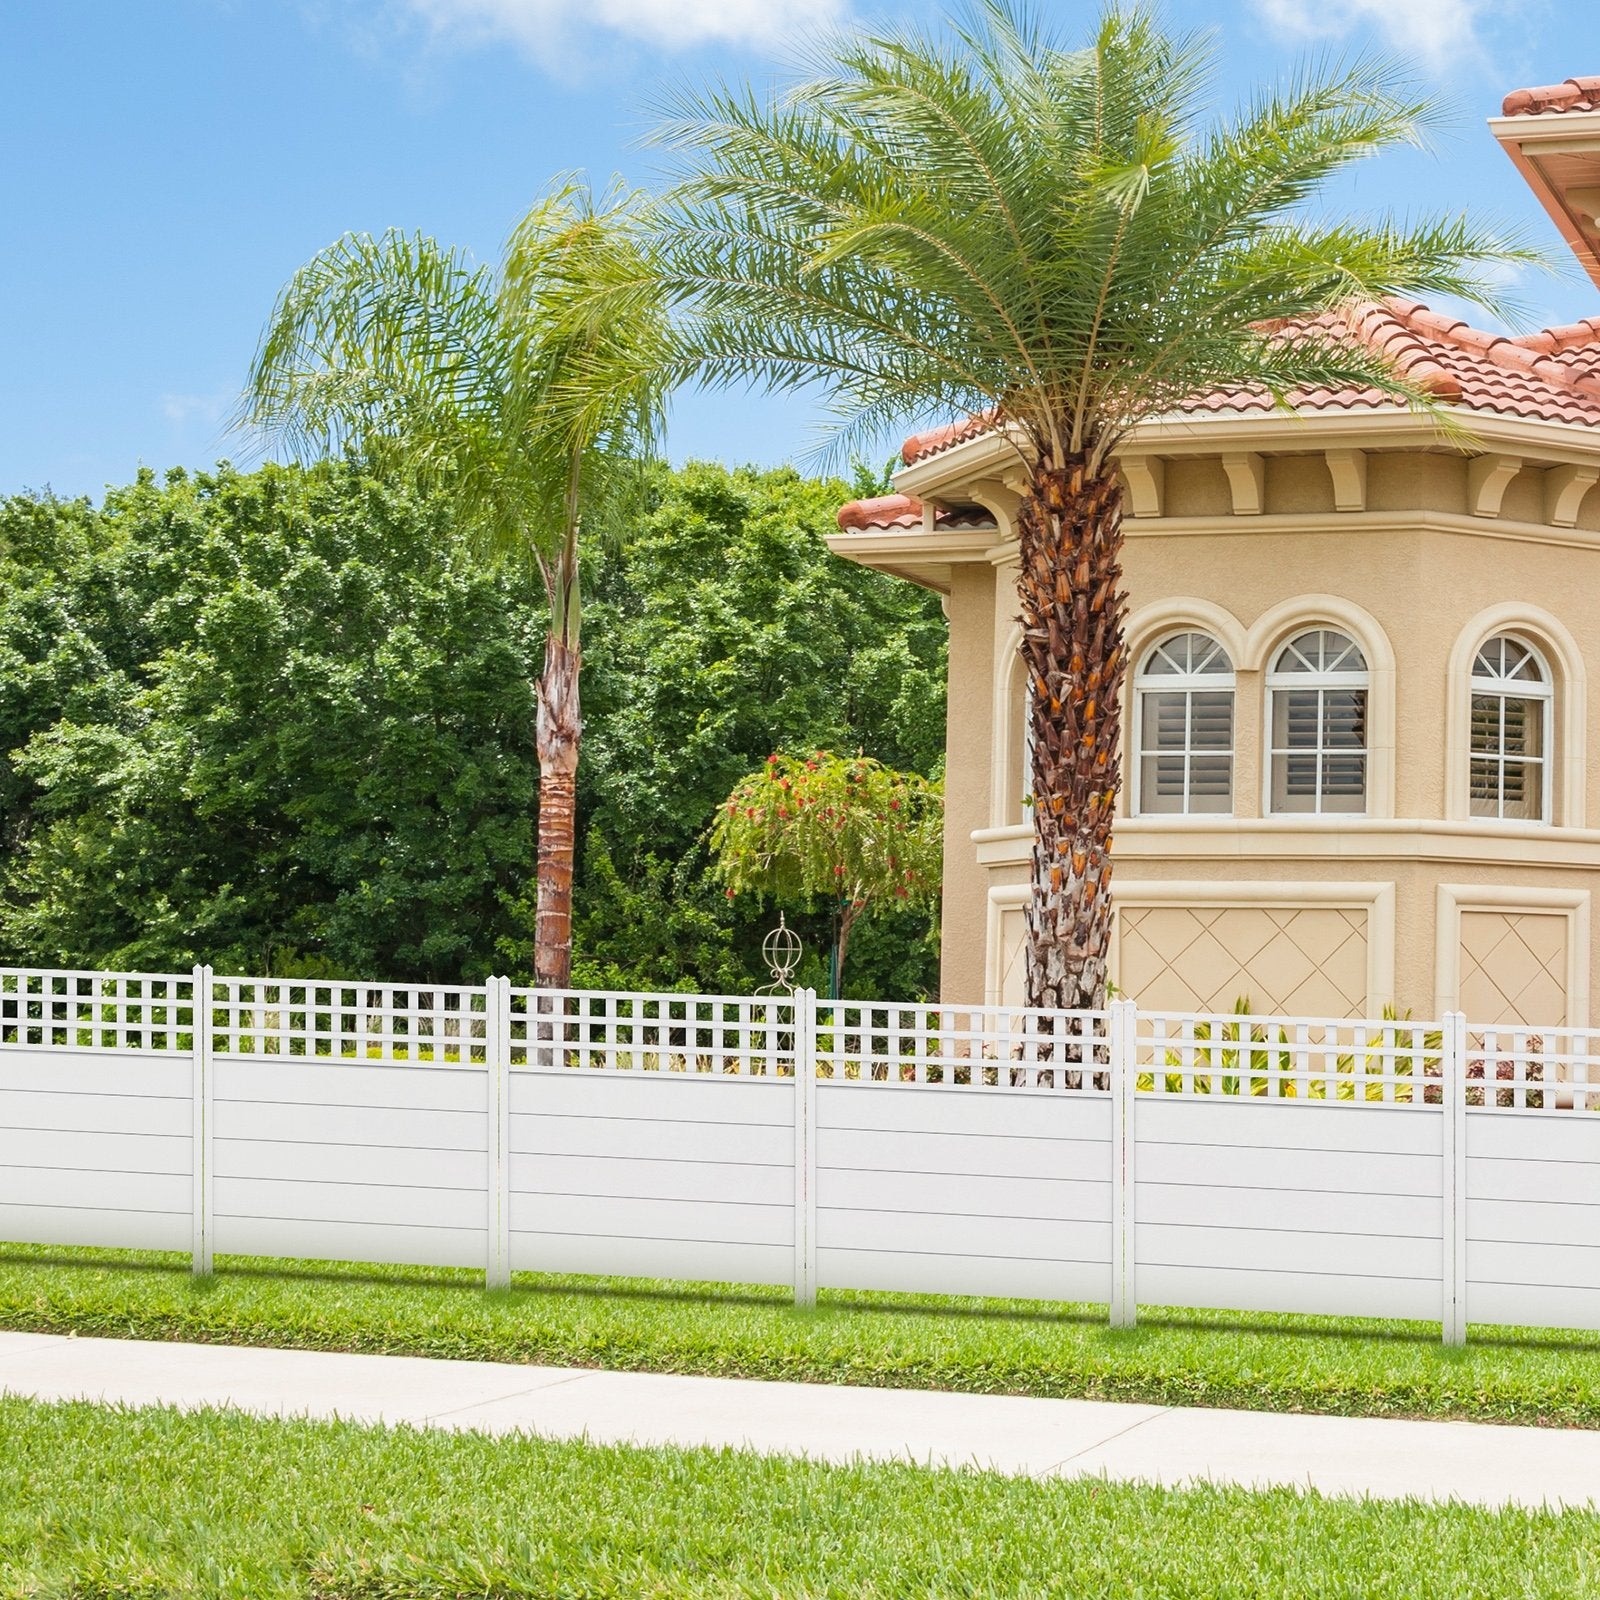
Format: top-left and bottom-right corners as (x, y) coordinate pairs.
(214, 1141), (487, 1192)
(819, 1168), (1111, 1223)
(816, 1083), (1111, 1139)
(212, 1100), (488, 1152)
(1137, 1098), (1444, 1156)
(0, 1128), (192, 1177)
(510, 1193), (793, 1249)
(816, 1127), (1111, 1183)
(1135, 1221), (1442, 1281)
(819, 1208), (1111, 1264)
(0, 1088), (190, 1137)
(1138, 1181), (1441, 1237)
(214, 1176), (487, 1232)
(214, 1060), (486, 1113)
(509, 1153), (793, 1208)
(511, 1071), (793, 1125)
(509, 1233), (794, 1287)
(509, 1113), (792, 1167)
(816, 1248), (1112, 1304)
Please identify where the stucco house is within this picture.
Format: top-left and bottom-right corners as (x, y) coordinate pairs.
(831, 76), (1600, 1028)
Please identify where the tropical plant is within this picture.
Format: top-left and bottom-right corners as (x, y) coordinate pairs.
(638, 1), (1535, 1010)
(241, 180), (668, 987)
(709, 751), (942, 996)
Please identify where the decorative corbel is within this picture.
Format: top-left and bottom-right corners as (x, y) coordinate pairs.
(1220, 451), (1265, 516)
(1119, 455), (1165, 518)
(1324, 449), (1368, 512)
(1466, 454), (1522, 518)
(1544, 463), (1600, 528)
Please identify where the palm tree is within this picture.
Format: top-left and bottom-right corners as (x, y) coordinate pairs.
(638, 2), (1534, 1012)
(243, 181), (668, 989)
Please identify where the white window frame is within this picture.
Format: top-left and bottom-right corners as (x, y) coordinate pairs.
(1131, 631), (1236, 817)
(1265, 629), (1370, 818)
(1468, 633), (1554, 825)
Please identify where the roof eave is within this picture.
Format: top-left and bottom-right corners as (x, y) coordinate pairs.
(1488, 109), (1600, 292)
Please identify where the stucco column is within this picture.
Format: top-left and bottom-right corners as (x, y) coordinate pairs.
(1232, 668), (1263, 819)
(939, 562), (996, 1004)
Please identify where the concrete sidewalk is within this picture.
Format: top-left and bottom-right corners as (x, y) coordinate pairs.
(2, 1329), (1595, 1510)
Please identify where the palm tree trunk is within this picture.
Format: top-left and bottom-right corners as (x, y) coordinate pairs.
(1016, 454), (1127, 1013)
(534, 627), (580, 990)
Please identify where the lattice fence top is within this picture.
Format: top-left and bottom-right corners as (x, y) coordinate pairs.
(1, 965), (1598, 1111)
(0, 968), (197, 1053)
(1135, 1009), (1445, 1106)
(814, 1000), (1113, 1092)
(208, 978), (488, 1064)
(1462, 1024), (1600, 1112)
(509, 988), (797, 1076)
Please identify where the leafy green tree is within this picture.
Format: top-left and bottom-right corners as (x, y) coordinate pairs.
(710, 751), (941, 996)
(0, 463), (542, 978)
(572, 460), (947, 999)
(644, 2), (1532, 1009)
(243, 181), (668, 989)
(0, 460), (947, 997)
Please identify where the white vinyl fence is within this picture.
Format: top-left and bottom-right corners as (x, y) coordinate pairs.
(3, 966), (1599, 1343)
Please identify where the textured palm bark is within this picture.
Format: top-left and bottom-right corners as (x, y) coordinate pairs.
(534, 633), (581, 990)
(1016, 456), (1127, 1014)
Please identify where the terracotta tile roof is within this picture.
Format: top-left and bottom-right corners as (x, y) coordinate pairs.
(899, 415), (997, 465)
(1178, 299), (1600, 425)
(834, 493), (997, 534)
(1501, 77), (1600, 117)
(840, 301), (1600, 528)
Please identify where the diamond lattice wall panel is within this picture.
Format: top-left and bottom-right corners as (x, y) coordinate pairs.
(1117, 904), (1369, 1016)
(1458, 910), (1569, 1026)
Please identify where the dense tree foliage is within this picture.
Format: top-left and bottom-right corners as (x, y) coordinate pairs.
(0, 458), (946, 996)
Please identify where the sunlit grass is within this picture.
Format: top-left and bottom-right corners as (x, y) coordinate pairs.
(4, 1243), (1600, 1428)
(2, 1393), (1596, 1598)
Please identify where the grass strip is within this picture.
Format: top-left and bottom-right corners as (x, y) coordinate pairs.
(3, 1392), (1598, 1598)
(3, 1243), (1600, 1429)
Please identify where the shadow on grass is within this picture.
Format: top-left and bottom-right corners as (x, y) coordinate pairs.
(6, 1246), (1600, 1355)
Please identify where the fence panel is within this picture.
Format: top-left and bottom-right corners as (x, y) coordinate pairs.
(208, 978), (491, 1269)
(1130, 1012), (1446, 1321)
(1465, 1025), (1600, 1331)
(504, 990), (799, 1285)
(0, 969), (195, 1251)
(812, 1002), (1115, 1301)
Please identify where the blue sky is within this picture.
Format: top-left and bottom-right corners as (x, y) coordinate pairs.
(5, 0), (1600, 501)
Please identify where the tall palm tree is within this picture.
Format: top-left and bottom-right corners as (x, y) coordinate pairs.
(638, 2), (1534, 1012)
(243, 181), (668, 988)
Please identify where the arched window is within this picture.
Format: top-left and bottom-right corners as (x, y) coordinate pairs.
(1470, 635), (1552, 822)
(1267, 629), (1368, 815)
(1133, 631), (1235, 815)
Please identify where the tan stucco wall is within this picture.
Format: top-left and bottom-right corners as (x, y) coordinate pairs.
(911, 442), (1600, 1025)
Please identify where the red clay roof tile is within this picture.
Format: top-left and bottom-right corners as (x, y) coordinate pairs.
(1502, 76), (1600, 117)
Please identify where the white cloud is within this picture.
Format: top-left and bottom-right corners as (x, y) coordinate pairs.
(161, 390), (232, 428)
(1250, 0), (1500, 71)
(402, 0), (850, 58)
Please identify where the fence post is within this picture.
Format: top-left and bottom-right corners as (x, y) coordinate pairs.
(190, 964), (213, 1277)
(1109, 998), (1138, 1329)
(793, 986), (818, 1308)
(486, 976), (512, 1291)
(1442, 1009), (1468, 1346)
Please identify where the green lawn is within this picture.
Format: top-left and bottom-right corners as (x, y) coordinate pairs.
(4, 1243), (1600, 1428)
(3, 1392), (1596, 1598)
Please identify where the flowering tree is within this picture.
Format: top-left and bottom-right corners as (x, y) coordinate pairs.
(709, 751), (941, 996)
